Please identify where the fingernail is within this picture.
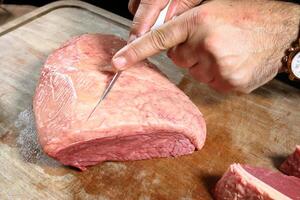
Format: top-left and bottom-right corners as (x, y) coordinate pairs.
(112, 56), (127, 70)
(128, 34), (137, 44)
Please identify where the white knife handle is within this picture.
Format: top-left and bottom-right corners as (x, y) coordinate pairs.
(151, 0), (172, 30)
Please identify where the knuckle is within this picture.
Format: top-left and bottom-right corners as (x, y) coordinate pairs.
(185, 8), (209, 33)
(125, 46), (141, 62)
(226, 71), (250, 90)
(227, 77), (242, 89)
(184, 12), (196, 33)
(218, 57), (235, 69)
(150, 29), (169, 51)
(193, 8), (209, 24)
(203, 36), (219, 54)
(217, 57), (236, 77)
(180, 0), (200, 10)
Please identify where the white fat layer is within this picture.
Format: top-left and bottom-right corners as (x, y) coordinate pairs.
(233, 164), (291, 200)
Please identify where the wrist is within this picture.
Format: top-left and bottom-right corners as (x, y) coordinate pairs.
(281, 3), (300, 80)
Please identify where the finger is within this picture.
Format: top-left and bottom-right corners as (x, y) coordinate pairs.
(209, 66), (251, 93)
(188, 53), (215, 83)
(129, 0), (170, 40)
(128, 0), (140, 15)
(208, 75), (233, 93)
(165, 0), (203, 21)
(113, 11), (192, 70)
(164, 0), (178, 21)
(167, 43), (198, 68)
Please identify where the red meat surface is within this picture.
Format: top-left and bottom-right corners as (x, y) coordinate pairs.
(280, 145), (300, 178)
(33, 34), (206, 170)
(214, 164), (300, 200)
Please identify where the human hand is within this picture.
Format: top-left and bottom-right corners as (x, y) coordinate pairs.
(114, 0), (300, 93)
(128, 0), (203, 42)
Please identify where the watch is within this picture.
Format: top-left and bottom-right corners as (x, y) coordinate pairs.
(283, 39), (300, 81)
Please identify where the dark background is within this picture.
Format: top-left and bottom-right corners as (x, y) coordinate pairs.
(2, 0), (299, 89)
(3, 0), (134, 19)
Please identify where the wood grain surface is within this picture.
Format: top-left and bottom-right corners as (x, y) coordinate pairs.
(0, 1), (299, 199)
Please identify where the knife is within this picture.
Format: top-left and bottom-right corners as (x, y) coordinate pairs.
(87, 71), (121, 120)
(87, 0), (172, 120)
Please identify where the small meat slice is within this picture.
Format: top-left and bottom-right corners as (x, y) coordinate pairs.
(280, 145), (300, 178)
(33, 34), (206, 170)
(214, 163), (300, 200)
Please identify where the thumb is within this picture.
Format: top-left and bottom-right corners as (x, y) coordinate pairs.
(112, 13), (190, 70)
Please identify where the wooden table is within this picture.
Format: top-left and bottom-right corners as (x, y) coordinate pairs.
(0, 1), (299, 199)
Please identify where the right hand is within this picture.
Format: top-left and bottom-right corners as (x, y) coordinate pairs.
(128, 0), (203, 42)
(114, 0), (300, 93)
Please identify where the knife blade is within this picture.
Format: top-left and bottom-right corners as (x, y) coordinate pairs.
(87, 0), (172, 120)
(87, 71), (121, 120)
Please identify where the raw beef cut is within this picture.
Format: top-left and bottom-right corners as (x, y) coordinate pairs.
(214, 163), (300, 200)
(33, 34), (206, 170)
(280, 145), (300, 178)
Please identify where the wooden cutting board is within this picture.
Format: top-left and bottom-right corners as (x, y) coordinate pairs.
(0, 1), (299, 199)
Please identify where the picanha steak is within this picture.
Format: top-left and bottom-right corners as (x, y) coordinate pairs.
(33, 34), (206, 170)
(214, 163), (300, 200)
(280, 145), (300, 178)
